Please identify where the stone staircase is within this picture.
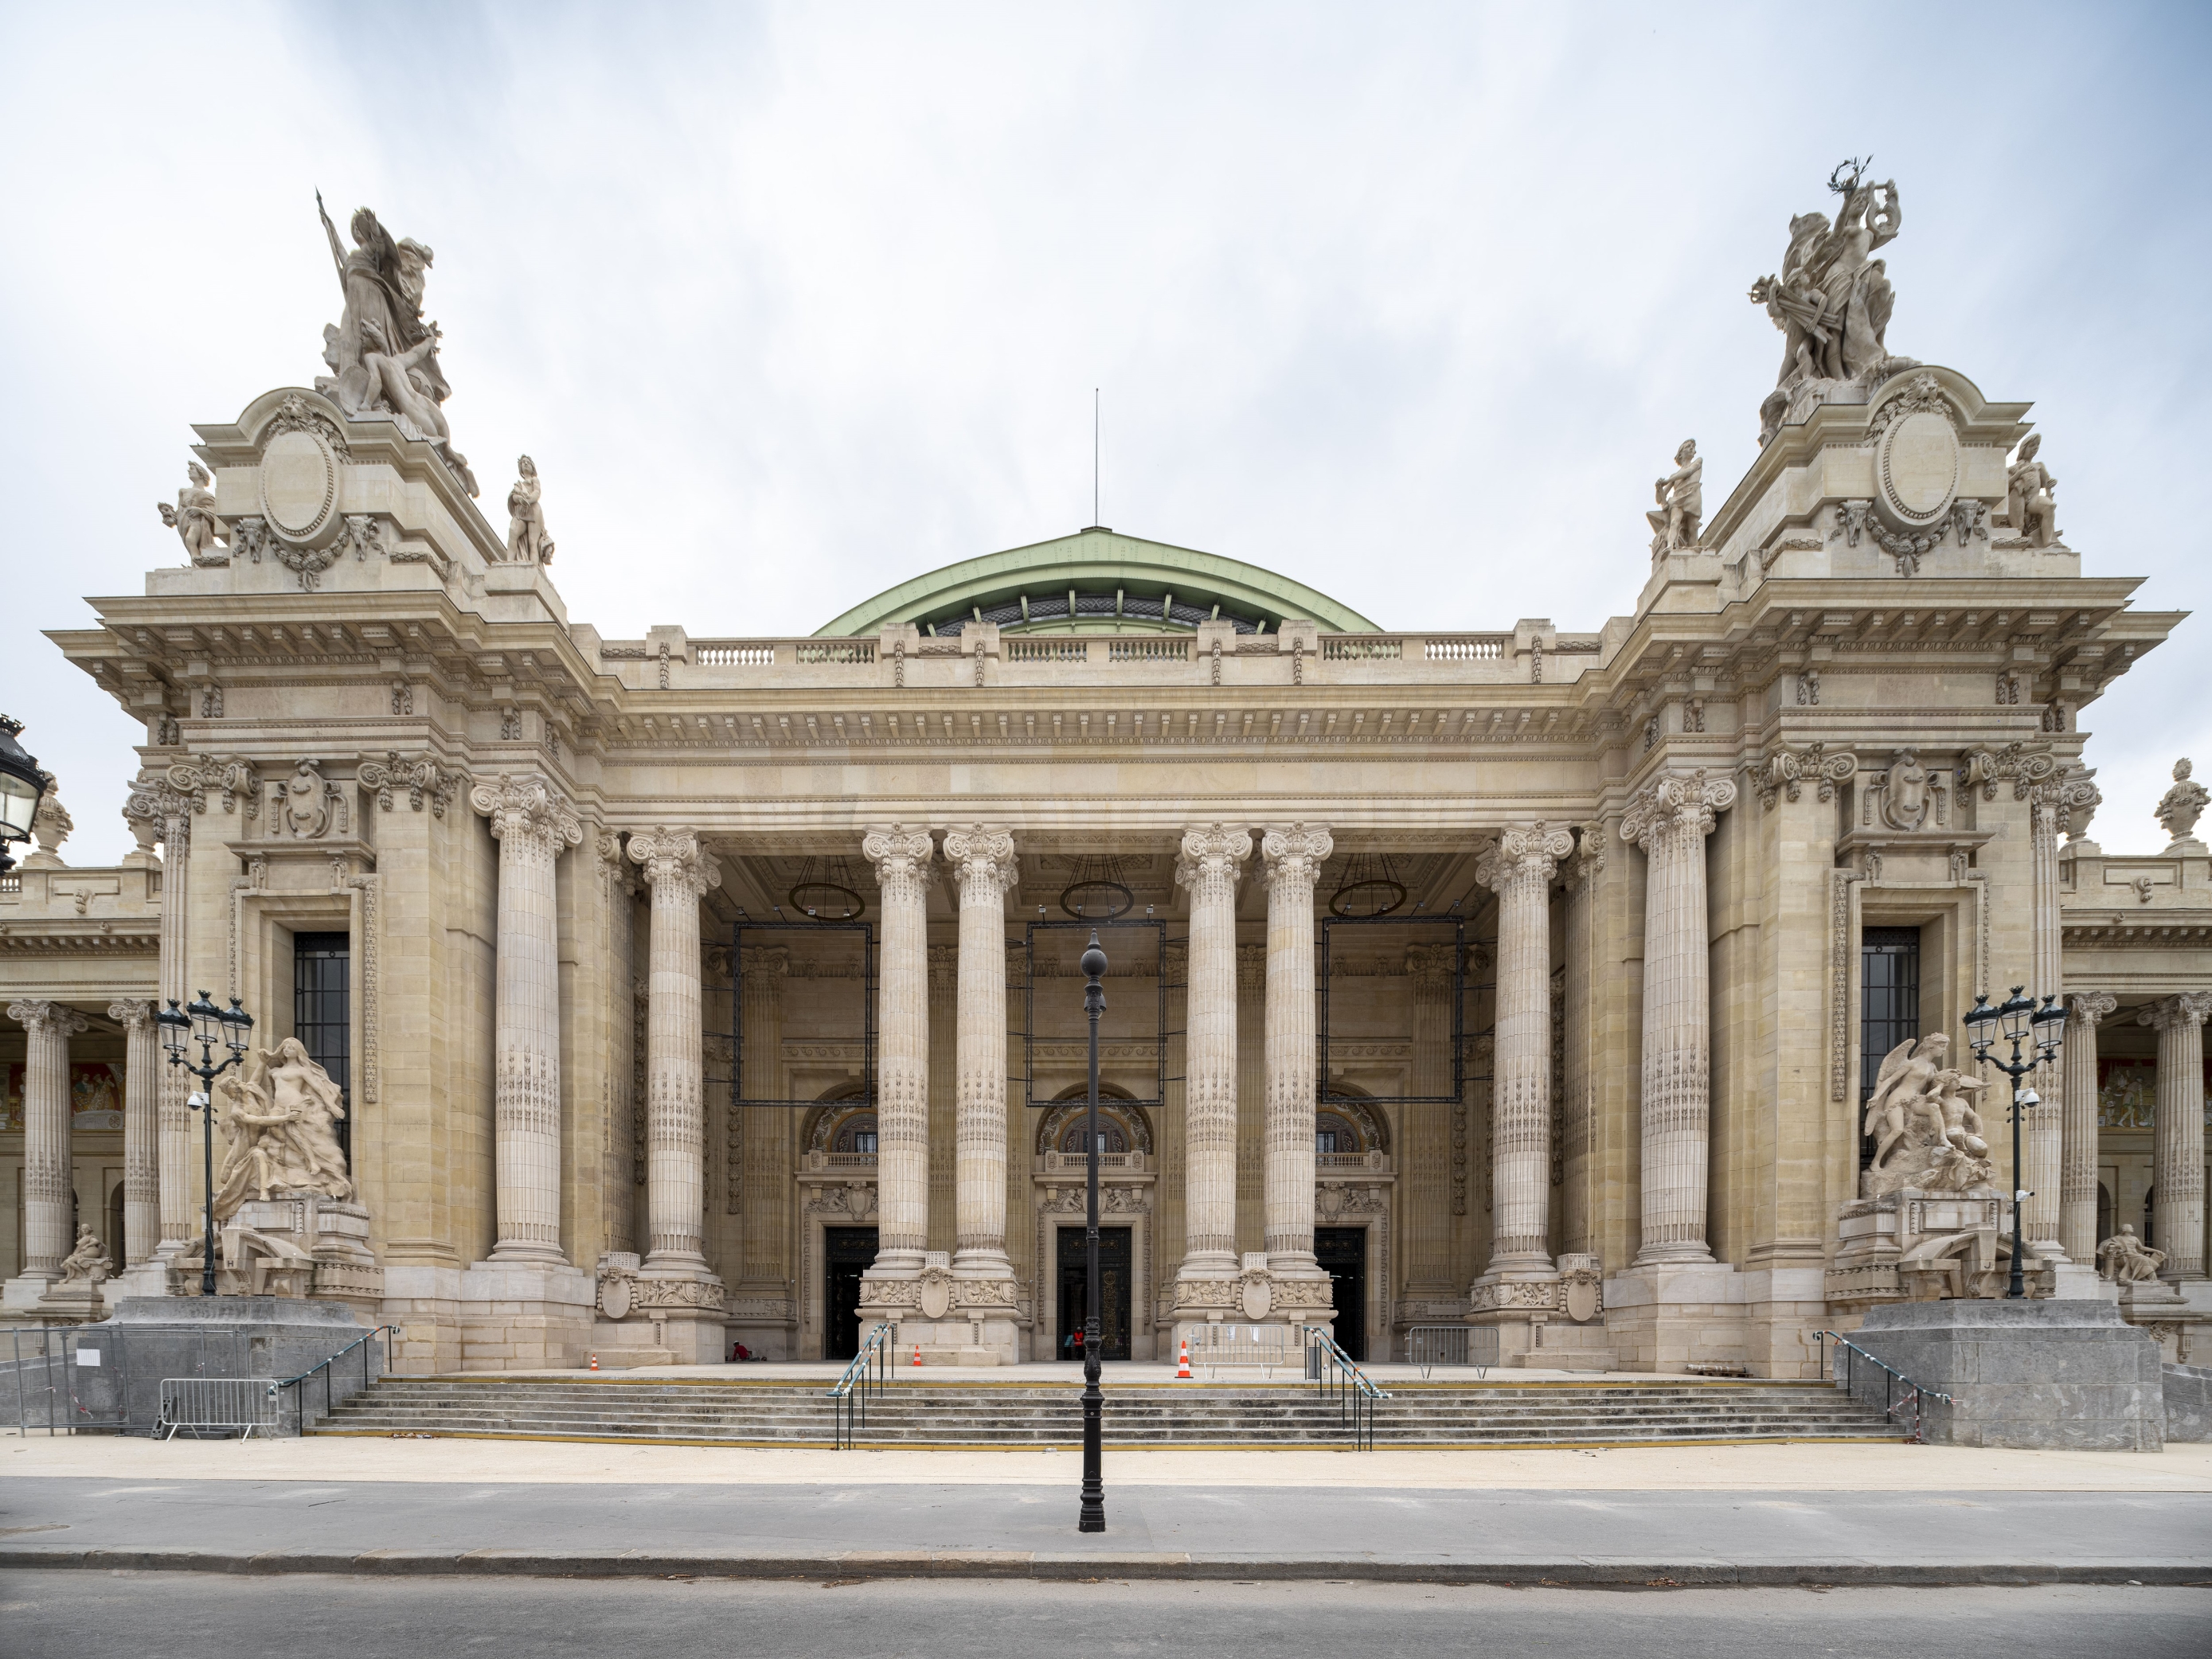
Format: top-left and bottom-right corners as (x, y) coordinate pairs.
(308, 1376), (1903, 1448)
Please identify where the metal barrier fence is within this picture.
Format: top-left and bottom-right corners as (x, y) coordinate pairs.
(1188, 1327), (1296, 1379)
(6, 1325), (128, 1435)
(1404, 1325), (1499, 1379)
(158, 1377), (277, 1439)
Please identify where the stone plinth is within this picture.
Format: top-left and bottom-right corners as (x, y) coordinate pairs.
(2165, 1362), (2212, 1442)
(68, 1295), (376, 1436)
(1602, 1260), (1747, 1374)
(1827, 1188), (2054, 1309)
(459, 1261), (595, 1372)
(2112, 1278), (2212, 1366)
(1846, 1298), (2166, 1451)
(225, 1194), (385, 1311)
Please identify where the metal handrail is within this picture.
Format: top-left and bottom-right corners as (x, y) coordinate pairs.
(268, 1324), (399, 1429)
(826, 1321), (893, 1449)
(1302, 1325), (1385, 1450)
(1814, 1329), (1954, 1443)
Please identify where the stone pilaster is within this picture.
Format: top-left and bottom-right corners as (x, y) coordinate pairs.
(1478, 824), (1573, 1278)
(2024, 776), (2092, 1260)
(937, 826), (1021, 1362)
(729, 945), (792, 1357)
(110, 999), (160, 1267)
(859, 826), (935, 1326)
(459, 774), (592, 1370)
(1172, 824), (1253, 1338)
(926, 943), (959, 1257)
(626, 827), (726, 1363)
(6, 1001), (89, 1292)
(2062, 993), (2119, 1268)
(1620, 771), (1734, 1265)
(2140, 994), (2212, 1282)
(1260, 825), (1331, 1290)
(123, 771), (194, 1266)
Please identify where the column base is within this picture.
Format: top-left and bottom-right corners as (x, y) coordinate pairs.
(1601, 1259), (1747, 1374)
(459, 1259), (594, 1371)
(632, 1267), (729, 1365)
(1168, 1254), (1334, 1356)
(0, 1274), (107, 1325)
(862, 1251), (1019, 1363)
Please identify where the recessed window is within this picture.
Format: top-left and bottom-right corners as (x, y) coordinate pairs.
(293, 931), (351, 1161)
(833, 1114), (878, 1155)
(1058, 1122), (1126, 1155)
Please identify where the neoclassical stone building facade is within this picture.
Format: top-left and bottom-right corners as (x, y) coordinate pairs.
(3, 180), (2208, 1376)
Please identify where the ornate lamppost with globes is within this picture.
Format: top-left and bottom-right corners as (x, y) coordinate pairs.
(0, 716), (52, 875)
(1964, 986), (2068, 1299)
(1077, 929), (1108, 1533)
(154, 991), (255, 1298)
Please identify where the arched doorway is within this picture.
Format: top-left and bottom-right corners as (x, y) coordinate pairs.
(1039, 1086), (1150, 1362)
(801, 1087), (877, 1360)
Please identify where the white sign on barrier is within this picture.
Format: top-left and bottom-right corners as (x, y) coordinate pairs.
(74, 1349), (100, 1368)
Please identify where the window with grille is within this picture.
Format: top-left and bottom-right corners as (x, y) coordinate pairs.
(1859, 926), (1921, 1165)
(293, 931), (352, 1162)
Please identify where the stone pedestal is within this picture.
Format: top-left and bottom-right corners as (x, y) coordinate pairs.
(1602, 1259), (1746, 1373)
(1844, 1298), (2166, 1450)
(459, 1261), (595, 1372)
(1827, 1187), (2054, 1309)
(2112, 1278), (2212, 1366)
(70, 1295), (377, 1436)
(223, 1194), (384, 1312)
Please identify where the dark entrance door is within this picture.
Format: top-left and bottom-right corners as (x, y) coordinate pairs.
(1056, 1225), (1132, 1361)
(824, 1227), (877, 1361)
(1315, 1228), (1368, 1361)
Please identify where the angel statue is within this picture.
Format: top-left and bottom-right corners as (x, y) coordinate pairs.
(312, 192), (479, 497)
(211, 1040), (354, 1221)
(157, 462), (229, 565)
(1861, 1033), (1995, 1196)
(1750, 160), (1906, 444)
(2097, 1224), (2165, 1286)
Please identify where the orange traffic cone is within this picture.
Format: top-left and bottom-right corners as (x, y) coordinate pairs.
(1176, 1337), (1192, 1380)
(912, 1343), (922, 1368)
(589, 1352), (599, 1372)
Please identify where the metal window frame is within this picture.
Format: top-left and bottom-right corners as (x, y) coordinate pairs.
(292, 929), (352, 1161)
(1021, 918), (1179, 1109)
(1319, 913), (1487, 1105)
(720, 920), (877, 1108)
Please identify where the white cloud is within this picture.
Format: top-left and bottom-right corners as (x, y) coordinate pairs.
(3, 1), (2207, 862)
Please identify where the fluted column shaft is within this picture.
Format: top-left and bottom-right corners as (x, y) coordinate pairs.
(1177, 825), (1252, 1278)
(944, 827), (1018, 1280)
(1622, 771), (1735, 1265)
(2143, 993), (2212, 1281)
(2062, 993), (2117, 1264)
(110, 999), (160, 1266)
(630, 828), (721, 1273)
(1482, 824), (1573, 1274)
(865, 827), (935, 1275)
(1261, 825), (1331, 1275)
(126, 779), (194, 1259)
(2023, 783), (2073, 1251)
(471, 775), (583, 1265)
(10, 1000), (88, 1278)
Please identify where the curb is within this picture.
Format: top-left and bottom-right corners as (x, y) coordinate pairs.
(2, 1548), (2204, 1587)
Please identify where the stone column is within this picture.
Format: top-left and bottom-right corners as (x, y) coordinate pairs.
(1174, 825), (1253, 1301)
(862, 827), (935, 1289)
(2140, 993), (2212, 1282)
(2024, 776), (2093, 1259)
(470, 775), (584, 1266)
(124, 771), (193, 1264)
(627, 830), (721, 1271)
(1479, 823), (1574, 1279)
(942, 828), (1018, 1284)
(1260, 825), (1331, 1287)
(110, 999), (160, 1267)
(7, 1001), (88, 1280)
(2062, 993), (2119, 1266)
(1620, 771), (1736, 1265)
(729, 945), (793, 1357)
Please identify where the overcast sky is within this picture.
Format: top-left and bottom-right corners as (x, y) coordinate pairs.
(4, 2), (2208, 865)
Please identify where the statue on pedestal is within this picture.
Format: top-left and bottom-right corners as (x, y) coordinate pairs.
(312, 192), (479, 497)
(2156, 759), (2208, 847)
(57, 1226), (111, 1285)
(157, 462), (229, 566)
(1750, 161), (1909, 445)
(1646, 439), (1703, 556)
(505, 455), (556, 564)
(2003, 434), (2059, 548)
(2097, 1225), (2165, 1286)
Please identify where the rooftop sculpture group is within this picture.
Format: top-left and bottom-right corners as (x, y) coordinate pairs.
(1750, 159), (1909, 445)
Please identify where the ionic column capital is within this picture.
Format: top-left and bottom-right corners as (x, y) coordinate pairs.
(1620, 769), (1737, 854)
(107, 998), (156, 1035)
(8, 1000), (88, 1040)
(1479, 822), (1576, 892)
(1260, 823), (1332, 893)
(941, 826), (1018, 902)
(1405, 942), (1457, 996)
(471, 772), (584, 853)
(862, 825), (936, 900)
(2067, 991), (2120, 1029)
(1175, 823), (1253, 892)
(2141, 993), (2212, 1032)
(627, 826), (722, 900)
(739, 943), (790, 988)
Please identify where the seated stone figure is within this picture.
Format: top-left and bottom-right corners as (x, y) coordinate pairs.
(57, 1224), (111, 1283)
(2097, 1224), (2165, 1286)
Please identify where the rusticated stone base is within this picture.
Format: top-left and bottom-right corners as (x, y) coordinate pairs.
(459, 1259), (594, 1371)
(1601, 1260), (1747, 1374)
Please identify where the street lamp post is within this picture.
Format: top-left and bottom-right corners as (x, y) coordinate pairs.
(0, 716), (51, 876)
(155, 990), (254, 1298)
(1078, 929), (1108, 1533)
(1964, 986), (2068, 1300)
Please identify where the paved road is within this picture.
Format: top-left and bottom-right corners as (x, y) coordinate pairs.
(4, 1478), (2208, 1580)
(2, 1573), (2206, 1659)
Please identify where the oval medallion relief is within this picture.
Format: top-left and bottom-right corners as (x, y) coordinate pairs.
(258, 427), (341, 546)
(918, 1275), (952, 1321)
(1875, 408), (1959, 528)
(599, 1275), (631, 1322)
(1241, 1276), (1272, 1322)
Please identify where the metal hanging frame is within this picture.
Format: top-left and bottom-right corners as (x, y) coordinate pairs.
(721, 919), (877, 1108)
(1318, 912), (1488, 1105)
(1022, 918), (1179, 1109)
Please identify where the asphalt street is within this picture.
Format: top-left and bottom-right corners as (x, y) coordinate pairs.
(2, 1573), (2206, 1659)
(3, 1478), (2208, 1579)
